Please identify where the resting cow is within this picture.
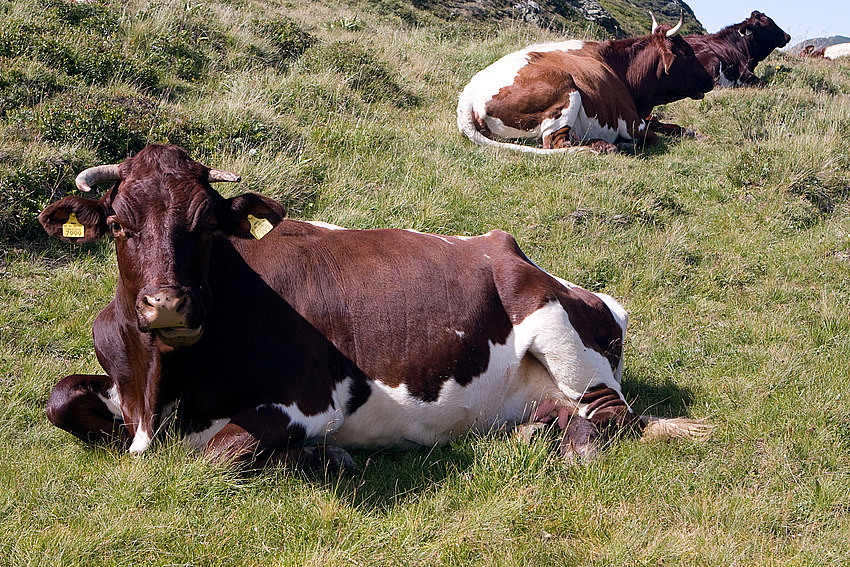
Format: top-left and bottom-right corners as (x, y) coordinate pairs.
(803, 43), (850, 60)
(646, 11), (790, 138)
(40, 145), (710, 471)
(456, 14), (714, 154)
(685, 11), (790, 87)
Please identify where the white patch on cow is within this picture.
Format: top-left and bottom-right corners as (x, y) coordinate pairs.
(128, 429), (151, 455)
(326, 297), (626, 449)
(403, 229), (479, 245)
(824, 43), (850, 60)
(404, 228), (454, 244)
(307, 220), (347, 230)
(96, 385), (123, 419)
(261, 379), (351, 441)
(717, 72), (738, 87)
(97, 385), (153, 455)
(184, 418), (231, 450)
(514, 300), (622, 399)
(550, 275), (577, 289)
(454, 329), (467, 339)
(460, 41), (585, 132)
(326, 337), (559, 448)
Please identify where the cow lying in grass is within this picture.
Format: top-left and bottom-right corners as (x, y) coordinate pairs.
(40, 145), (712, 472)
(456, 14), (714, 154)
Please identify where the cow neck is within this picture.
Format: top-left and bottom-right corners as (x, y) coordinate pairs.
(595, 39), (649, 115)
(711, 27), (749, 58)
(107, 262), (176, 437)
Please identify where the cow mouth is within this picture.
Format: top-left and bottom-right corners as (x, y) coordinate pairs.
(154, 326), (204, 347)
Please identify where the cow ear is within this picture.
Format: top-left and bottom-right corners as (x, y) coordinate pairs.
(738, 25), (753, 37)
(218, 192), (285, 240)
(39, 196), (108, 243)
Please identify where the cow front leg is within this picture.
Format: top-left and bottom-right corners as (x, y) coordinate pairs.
(46, 374), (129, 448)
(543, 126), (574, 149)
(577, 384), (644, 449)
(528, 397), (601, 460)
(523, 387), (644, 461)
(204, 410), (357, 474)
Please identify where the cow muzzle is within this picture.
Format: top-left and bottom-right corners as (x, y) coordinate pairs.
(136, 286), (204, 347)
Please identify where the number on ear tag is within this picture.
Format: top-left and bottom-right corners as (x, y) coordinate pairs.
(247, 214), (273, 240)
(62, 213), (85, 238)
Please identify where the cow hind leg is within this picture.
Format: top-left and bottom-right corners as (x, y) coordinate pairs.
(46, 374), (129, 449)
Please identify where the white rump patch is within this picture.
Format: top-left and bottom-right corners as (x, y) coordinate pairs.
(824, 43), (850, 60)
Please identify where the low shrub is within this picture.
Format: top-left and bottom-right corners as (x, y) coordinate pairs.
(302, 41), (419, 107)
(251, 15), (316, 67)
(35, 93), (158, 162)
(0, 59), (64, 116)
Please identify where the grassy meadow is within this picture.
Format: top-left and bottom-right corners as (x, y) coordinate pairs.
(2, 0), (850, 565)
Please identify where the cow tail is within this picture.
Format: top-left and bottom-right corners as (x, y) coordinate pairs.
(639, 416), (715, 441)
(455, 89), (592, 156)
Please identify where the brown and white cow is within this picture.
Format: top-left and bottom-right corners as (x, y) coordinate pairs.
(40, 145), (709, 471)
(685, 11), (790, 87)
(803, 43), (850, 60)
(456, 15), (715, 154)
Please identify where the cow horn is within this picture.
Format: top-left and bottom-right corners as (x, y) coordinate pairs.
(208, 169), (241, 183)
(666, 12), (684, 37)
(649, 11), (659, 34)
(75, 164), (120, 192)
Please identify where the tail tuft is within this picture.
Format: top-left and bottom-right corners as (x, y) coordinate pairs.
(639, 416), (715, 442)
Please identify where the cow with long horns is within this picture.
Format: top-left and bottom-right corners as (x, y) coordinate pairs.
(456, 14), (715, 154)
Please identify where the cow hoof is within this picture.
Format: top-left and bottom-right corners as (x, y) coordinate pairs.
(559, 417), (600, 462)
(590, 140), (620, 154)
(299, 444), (359, 474)
(515, 422), (550, 444)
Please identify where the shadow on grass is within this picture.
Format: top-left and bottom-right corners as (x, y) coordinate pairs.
(621, 367), (696, 418)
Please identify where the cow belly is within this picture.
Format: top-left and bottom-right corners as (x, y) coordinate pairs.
(326, 347), (561, 449)
(485, 95), (634, 144)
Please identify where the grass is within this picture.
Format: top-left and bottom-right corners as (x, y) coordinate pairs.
(2, 0), (850, 565)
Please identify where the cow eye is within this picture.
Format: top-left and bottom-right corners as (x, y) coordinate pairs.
(106, 216), (126, 237)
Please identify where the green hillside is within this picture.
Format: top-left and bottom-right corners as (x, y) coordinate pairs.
(2, 0), (850, 565)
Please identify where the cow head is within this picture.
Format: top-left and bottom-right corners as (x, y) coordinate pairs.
(735, 11), (791, 61)
(802, 45), (826, 58)
(39, 145), (284, 350)
(626, 13), (715, 116)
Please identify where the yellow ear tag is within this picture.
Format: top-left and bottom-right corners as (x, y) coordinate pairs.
(247, 214), (273, 240)
(62, 212), (85, 238)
